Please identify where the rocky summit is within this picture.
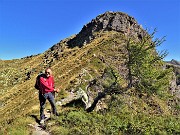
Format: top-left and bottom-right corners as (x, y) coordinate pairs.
(67, 11), (147, 47)
(0, 11), (179, 134)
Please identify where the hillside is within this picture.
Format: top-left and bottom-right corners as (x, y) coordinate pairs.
(0, 11), (179, 135)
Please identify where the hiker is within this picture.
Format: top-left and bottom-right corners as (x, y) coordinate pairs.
(38, 68), (59, 125)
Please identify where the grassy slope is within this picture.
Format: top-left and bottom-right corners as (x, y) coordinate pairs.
(0, 31), (179, 134)
(0, 31), (121, 123)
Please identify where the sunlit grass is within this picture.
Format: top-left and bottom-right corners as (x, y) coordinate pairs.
(0, 31), (179, 135)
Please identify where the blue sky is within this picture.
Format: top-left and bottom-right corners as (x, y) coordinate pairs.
(0, 0), (179, 61)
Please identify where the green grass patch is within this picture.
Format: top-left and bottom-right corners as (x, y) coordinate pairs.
(47, 97), (180, 135)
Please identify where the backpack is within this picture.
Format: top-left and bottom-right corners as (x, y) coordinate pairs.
(34, 73), (46, 90)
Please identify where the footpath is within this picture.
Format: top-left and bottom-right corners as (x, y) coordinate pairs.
(28, 110), (51, 135)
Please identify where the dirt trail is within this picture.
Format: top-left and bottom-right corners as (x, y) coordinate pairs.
(29, 123), (50, 135)
(28, 110), (51, 135)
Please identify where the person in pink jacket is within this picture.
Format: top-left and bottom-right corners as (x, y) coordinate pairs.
(39, 68), (59, 125)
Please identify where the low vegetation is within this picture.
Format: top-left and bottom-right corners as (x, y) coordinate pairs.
(0, 30), (179, 135)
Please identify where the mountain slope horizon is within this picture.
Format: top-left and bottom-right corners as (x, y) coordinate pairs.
(0, 11), (179, 134)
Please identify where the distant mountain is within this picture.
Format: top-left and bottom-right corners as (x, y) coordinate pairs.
(166, 59), (180, 66)
(166, 59), (180, 87)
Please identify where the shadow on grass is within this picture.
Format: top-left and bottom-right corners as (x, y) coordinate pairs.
(30, 115), (40, 125)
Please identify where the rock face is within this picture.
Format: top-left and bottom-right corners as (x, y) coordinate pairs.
(67, 11), (147, 47)
(57, 67), (120, 112)
(166, 59), (180, 99)
(55, 12), (180, 111)
(46, 11), (148, 64)
(167, 59), (180, 66)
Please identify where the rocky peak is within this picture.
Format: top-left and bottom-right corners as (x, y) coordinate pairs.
(169, 59), (180, 66)
(68, 11), (147, 47)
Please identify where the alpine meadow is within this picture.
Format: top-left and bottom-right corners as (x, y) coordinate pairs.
(0, 11), (179, 135)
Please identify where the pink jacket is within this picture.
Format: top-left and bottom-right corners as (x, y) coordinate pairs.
(39, 75), (55, 94)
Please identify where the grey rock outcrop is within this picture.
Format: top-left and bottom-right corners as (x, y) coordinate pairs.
(56, 67), (119, 112)
(166, 59), (180, 99)
(167, 59), (180, 66)
(67, 11), (147, 47)
(56, 88), (89, 109)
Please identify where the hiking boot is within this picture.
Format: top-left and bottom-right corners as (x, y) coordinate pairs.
(40, 120), (46, 130)
(40, 119), (45, 125)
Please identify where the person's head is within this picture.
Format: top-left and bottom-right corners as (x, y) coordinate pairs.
(45, 68), (52, 78)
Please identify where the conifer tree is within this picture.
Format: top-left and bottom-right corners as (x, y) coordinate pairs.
(126, 30), (172, 94)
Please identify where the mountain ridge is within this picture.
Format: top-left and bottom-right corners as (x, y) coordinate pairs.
(0, 11), (179, 134)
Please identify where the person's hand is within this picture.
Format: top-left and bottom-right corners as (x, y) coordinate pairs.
(54, 88), (60, 93)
